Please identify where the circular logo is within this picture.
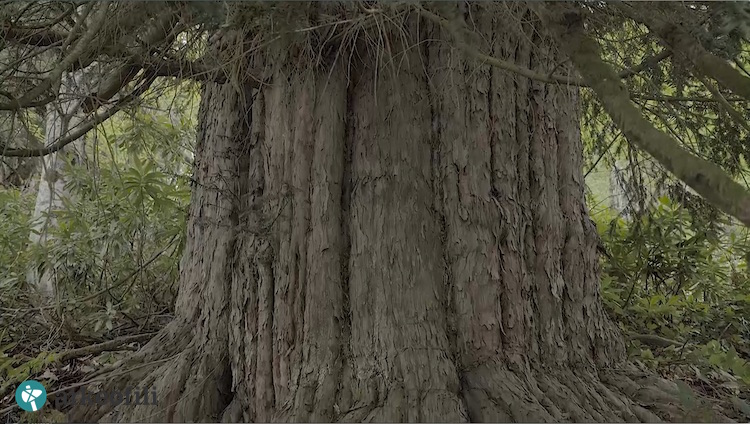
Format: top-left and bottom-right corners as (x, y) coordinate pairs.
(15, 380), (47, 412)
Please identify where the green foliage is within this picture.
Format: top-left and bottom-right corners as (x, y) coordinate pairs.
(0, 343), (56, 395)
(0, 190), (35, 291)
(582, 9), (750, 205)
(595, 196), (750, 392)
(0, 84), (197, 402)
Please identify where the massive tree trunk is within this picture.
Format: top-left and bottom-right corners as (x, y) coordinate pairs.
(72, 6), (694, 423)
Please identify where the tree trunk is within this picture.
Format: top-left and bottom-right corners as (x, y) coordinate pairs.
(72, 6), (694, 423)
(27, 72), (87, 303)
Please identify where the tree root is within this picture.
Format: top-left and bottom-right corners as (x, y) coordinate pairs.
(68, 326), (744, 423)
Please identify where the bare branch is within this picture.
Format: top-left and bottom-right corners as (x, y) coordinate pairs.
(24, 3), (108, 105)
(142, 57), (230, 84)
(618, 50), (672, 79)
(0, 73), (156, 157)
(79, 8), (181, 112)
(55, 333), (156, 363)
(0, 23), (68, 47)
(695, 74), (750, 133)
(1, 5), (240, 113)
(632, 94), (747, 103)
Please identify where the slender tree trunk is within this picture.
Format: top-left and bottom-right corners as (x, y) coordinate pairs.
(610, 160), (630, 217)
(27, 73), (86, 303)
(72, 6), (697, 423)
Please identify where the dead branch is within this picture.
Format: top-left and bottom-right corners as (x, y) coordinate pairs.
(56, 333), (156, 363)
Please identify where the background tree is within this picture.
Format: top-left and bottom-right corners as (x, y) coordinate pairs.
(1, 1), (749, 422)
(26, 71), (89, 302)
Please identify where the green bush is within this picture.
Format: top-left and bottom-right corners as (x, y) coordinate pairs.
(595, 196), (750, 391)
(0, 89), (197, 397)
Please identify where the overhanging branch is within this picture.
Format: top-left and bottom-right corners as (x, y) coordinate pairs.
(544, 6), (750, 227)
(618, 50), (672, 79)
(0, 73), (156, 158)
(617, 2), (750, 102)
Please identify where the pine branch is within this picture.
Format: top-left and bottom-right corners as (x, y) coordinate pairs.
(543, 5), (750, 227)
(617, 2), (750, 102)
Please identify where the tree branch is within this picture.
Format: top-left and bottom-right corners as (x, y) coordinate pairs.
(142, 57), (230, 84)
(695, 74), (750, 133)
(628, 332), (681, 348)
(55, 333), (156, 363)
(618, 50), (672, 79)
(1, 7), (238, 113)
(632, 94), (747, 103)
(543, 6), (750, 227)
(617, 2), (750, 102)
(0, 2), (111, 110)
(0, 73), (156, 157)
(79, 8), (180, 112)
(0, 23), (68, 47)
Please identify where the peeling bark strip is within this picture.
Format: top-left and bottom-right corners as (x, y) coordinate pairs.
(72, 7), (706, 423)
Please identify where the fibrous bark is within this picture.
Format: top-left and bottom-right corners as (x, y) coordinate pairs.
(70, 5), (709, 423)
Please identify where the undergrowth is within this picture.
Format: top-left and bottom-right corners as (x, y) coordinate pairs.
(0, 86), (196, 417)
(593, 196), (750, 413)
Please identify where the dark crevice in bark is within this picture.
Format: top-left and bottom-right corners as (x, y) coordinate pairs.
(423, 23), (470, 421)
(257, 245), (276, 417)
(487, 24), (497, 202)
(334, 72), (354, 420)
(486, 16), (510, 355)
(215, 363), (236, 420)
(514, 15), (536, 360)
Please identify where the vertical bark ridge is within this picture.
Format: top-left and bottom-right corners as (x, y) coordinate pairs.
(554, 80), (601, 367)
(256, 240), (276, 422)
(286, 70), (314, 410)
(423, 19), (468, 421)
(264, 62), (310, 407)
(172, 77), (255, 421)
(430, 9), (504, 372)
(528, 32), (567, 365)
(513, 11), (538, 362)
(341, 31), (466, 422)
(230, 82), (268, 421)
(489, 12), (527, 364)
(291, 64), (349, 421)
(334, 65), (355, 421)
